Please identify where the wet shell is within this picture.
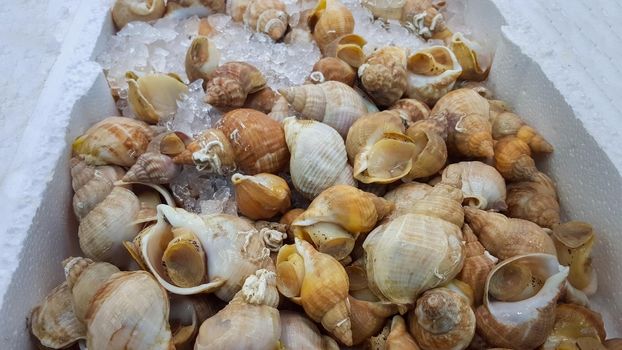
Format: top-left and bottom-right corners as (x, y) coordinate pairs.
(72, 117), (154, 166)
(401, 0), (451, 40)
(30, 282), (86, 349)
(70, 158), (125, 220)
(195, 270), (281, 350)
(456, 225), (496, 305)
(350, 296), (398, 345)
(86, 271), (172, 350)
(243, 0), (289, 40)
(386, 315), (420, 350)
(324, 34), (367, 68)
(506, 171), (560, 228)
(363, 179), (465, 308)
(217, 108), (289, 174)
(442, 161), (506, 211)
(359, 46), (408, 107)
(280, 311), (340, 350)
(172, 128), (237, 175)
(185, 36), (220, 83)
(475, 254), (569, 349)
(403, 123), (447, 180)
(112, 0), (166, 29)
(244, 87), (279, 114)
(63, 257), (120, 323)
(308, 0), (355, 53)
(382, 182), (432, 222)
(204, 62), (267, 107)
(139, 205), (273, 301)
(494, 136), (539, 181)
(553, 221), (598, 295)
(227, 0), (251, 21)
(123, 133), (183, 184)
(490, 111), (553, 153)
(409, 287), (476, 350)
(464, 207), (557, 260)
(168, 294), (222, 350)
(449, 32), (492, 81)
(268, 95), (294, 122)
(430, 88), (493, 158)
(276, 239), (354, 345)
(541, 303), (606, 350)
(291, 185), (393, 260)
(78, 186), (141, 267)
(390, 98), (431, 122)
(279, 81), (368, 137)
(346, 111), (417, 183)
(126, 72), (188, 124)
(231, 172), (291, 220)
(162, 227), (207, 288)
(406, 46), (462, 105)
(309, 57), (357, 86)
(283, 117), (356, 199)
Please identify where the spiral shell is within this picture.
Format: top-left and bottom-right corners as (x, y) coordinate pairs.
(112, 0), (166, 29)
(309, 57), (357, 86)
(227, 0), (251, 21)
(70, 158), (125, 220)
(217, 108), (289, 174)
(243, 0), (289, 40)
(409, 287), (476, 350)
(541, 303), (606, 350)
(30, 282), (86, 349)
(430, 88), (494, 158)
(86, 271), (172, 350)
(292, 185), (392, 260)
(138, 205), (273, 301)
(185, 36), (220, 83)
(456, 225), (496, 305)
(63, 257), (120, 323)
(363, 178), (464, 308)
(350, 296), (398, 345)
(308, 0), (355, 53)
(390, 98), (431, 122)
(283, 117), (356, 199)
(204, 62), (267, 107)
(173, 128), (237, 175)
(442, 161), (506, 211)
(506, 171), (560, 228)
(490, 111), (553, 153)
(324, 34), (367, 68)
(406, 46), (462, 105)
(494, 136), (539, 181)
(231, 172), (291, 220)
(403, 123), (447, 180)
(449, 32), (491, 81)
(346, 111), (418, 183)
(244, 87), (279, 114)
(359, 46), (408, 107)
(276, 239), (353, 345)
(126, 72), (188, 124)
(401, 0), (451, 40)
(386, 315), (420, 350)
(552, 221), (598, 295)
(280, 311), (340, 350)
(475, 254), (569, 349)
(382, 182), (432, 222)
(464, 207), (556, 260)
(72, 117), (154, 167)
(123, 133), (183, 184)
(279, 81), (367, 137)
(195, 269), (281, 350)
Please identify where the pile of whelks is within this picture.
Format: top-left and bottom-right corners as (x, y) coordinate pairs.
(29, 0), (620, 349)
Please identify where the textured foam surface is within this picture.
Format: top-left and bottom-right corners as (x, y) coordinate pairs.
(0, 0), (620, 347)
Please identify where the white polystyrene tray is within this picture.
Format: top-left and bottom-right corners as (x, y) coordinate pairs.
(1, 0), (620, 347)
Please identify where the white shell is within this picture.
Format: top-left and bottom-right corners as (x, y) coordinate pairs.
(442, 161), (507, 211)
(283, 117), (356, 199)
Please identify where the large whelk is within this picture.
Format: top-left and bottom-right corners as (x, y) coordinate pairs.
(291, 185), (392, 260)
(276, 239), (354, 346)
(475, 253), (570, 349)
(363, 175), (465, 309)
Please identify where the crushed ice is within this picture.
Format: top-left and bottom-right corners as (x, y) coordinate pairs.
(97, 0), (467, 215)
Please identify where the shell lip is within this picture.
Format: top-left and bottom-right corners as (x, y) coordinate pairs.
(139, 204), (225, 295)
